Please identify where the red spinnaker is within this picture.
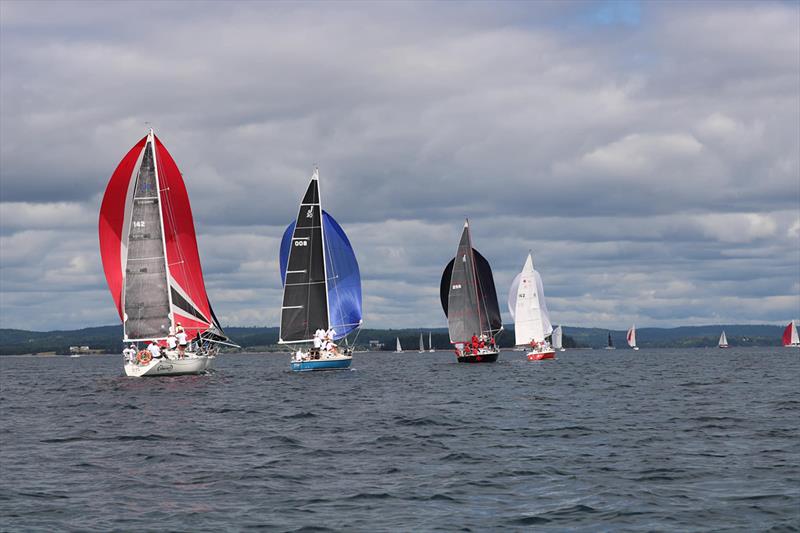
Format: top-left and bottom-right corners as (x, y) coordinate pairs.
(99, 132), (220, 340)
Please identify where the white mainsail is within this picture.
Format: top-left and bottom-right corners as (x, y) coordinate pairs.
(428, 332), (434, 352)
(395, 337), (402, 353)
(718, 331), (728, 347)
(627, 325), (637, 348)
(552, 325), (563, 350)
(508, 253), (553, 346)
(792, 322), (800, 345)
(419, 333), (425, 353)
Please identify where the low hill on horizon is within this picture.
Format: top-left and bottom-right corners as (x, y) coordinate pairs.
(0, 323), (787, 355)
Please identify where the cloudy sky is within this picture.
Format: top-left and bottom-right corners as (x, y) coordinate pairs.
(1, 0), (798, 332)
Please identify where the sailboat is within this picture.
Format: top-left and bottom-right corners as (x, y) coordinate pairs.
(99, 129), (236, 377)
(552, 325), (565, 352)
(718, 330), (729, 348)
(395, 337), (403, 353)
(627, 324), (639, 350)
(428, 331), (435, 352)
(605, 332), (616, 350)
(782, 321), (800, 347)
(508, 252), (555, 361)
(440, 220), (503, 363)
(418, 333), (425, 353)
(279, 168), (362, 372)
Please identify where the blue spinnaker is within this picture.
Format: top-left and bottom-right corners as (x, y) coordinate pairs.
(280, 211), (362, 339)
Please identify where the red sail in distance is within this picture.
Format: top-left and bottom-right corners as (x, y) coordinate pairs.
(99, 130), (223, 341)
(783, 322), (798, 346)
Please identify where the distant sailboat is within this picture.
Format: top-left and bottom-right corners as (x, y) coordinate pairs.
(782, 321), (800, 347)
(395, 337), (402, 353)
(419, 333), (425, 353)
(440, 220), (502, 363)
(605, 332), (616, 350)
(552, 325), (565, 352)
(627, 325), (639, 350)
(508, 252), (555, 361)
(428, 331), (435, 352)
(718, 330), (729, 348)
(99, 129), (236, 377)
(279, 168), (363, 371)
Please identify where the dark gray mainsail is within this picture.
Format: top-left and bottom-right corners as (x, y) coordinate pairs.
(123, 141), (171, 340)
(441, 220), (503, 343)
(279, 172), (329, 343)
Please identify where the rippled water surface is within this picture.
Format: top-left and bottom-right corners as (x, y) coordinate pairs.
(1, 348), (799, 531)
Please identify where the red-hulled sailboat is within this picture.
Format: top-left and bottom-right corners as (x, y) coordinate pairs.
(99, 129), (235, 376)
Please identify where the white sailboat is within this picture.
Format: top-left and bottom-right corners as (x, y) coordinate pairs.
(552, 325), (565, 352)
(428, 331), (435, 352)
(718, 330), (729, 348)
(508, 252), (555, 361)
(395, 337), (402, 353)
(627, 325), (639, 350)
(418, 333), (425, 353)
(99, 130), (236, 377)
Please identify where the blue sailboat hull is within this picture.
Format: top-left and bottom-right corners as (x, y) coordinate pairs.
(290, 358), (352, 372)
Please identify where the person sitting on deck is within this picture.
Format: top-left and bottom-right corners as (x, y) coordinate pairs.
(175, 324), (188, 358)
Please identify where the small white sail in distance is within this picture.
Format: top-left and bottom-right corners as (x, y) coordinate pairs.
(395, 337), (402, 353)
(552, 325), (563, 350)
(718, 330), (728, 347)
(508, 253), (553, 346)
(627, 325), (637, 348)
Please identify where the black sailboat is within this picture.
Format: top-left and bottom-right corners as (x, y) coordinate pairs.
(278, 168), (363, 371)
(605, 331), (616, 350)
(440, 220), (502, 363)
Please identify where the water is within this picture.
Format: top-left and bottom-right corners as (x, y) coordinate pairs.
(1, 348), (798, 531)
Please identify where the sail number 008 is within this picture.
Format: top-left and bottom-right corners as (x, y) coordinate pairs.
(293, 240), (308, 247)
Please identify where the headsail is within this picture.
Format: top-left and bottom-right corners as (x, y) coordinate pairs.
(718, 331), (728, 347)
(440, 221), (502, 343)
(99, 130), (228, 343)
(507, 253), (552, 345)
(279, 169), (362, 343)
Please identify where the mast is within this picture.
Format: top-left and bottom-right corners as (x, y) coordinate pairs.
(151, 129), (176, 334)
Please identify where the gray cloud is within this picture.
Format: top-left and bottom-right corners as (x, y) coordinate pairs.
(1, 0), (798, 332)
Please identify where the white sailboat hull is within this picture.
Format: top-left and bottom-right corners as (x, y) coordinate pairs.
(124, 354), (213, 377)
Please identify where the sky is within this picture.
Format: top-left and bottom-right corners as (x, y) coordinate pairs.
(1, 0), (798, 332)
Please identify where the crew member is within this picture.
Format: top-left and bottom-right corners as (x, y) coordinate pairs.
(175, 324), (188, 358)
(146, 340), (161, 360)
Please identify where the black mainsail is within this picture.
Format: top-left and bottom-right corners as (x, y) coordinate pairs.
(279, 174), (329, 343)
(440, 220), (502, 343)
